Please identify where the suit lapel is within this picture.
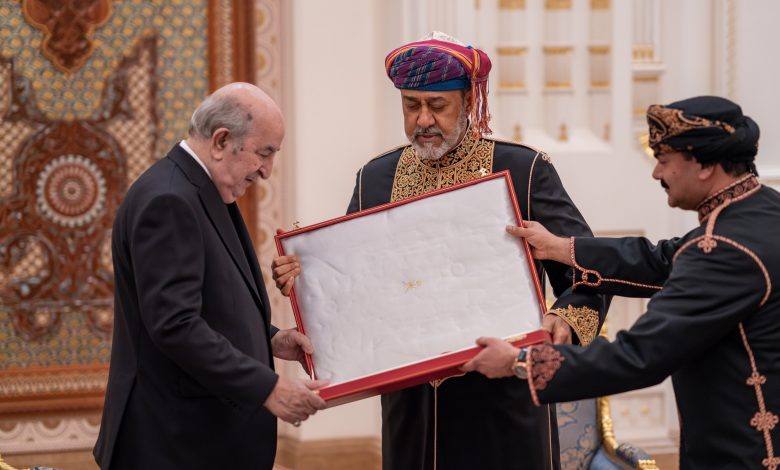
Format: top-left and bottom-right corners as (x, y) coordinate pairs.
(167, 146), (265, 312)
(228, 203), (272, 324)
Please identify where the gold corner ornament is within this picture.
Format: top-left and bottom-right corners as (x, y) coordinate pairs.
(403, 280), (423, 291)
(292, 220), (301, 230)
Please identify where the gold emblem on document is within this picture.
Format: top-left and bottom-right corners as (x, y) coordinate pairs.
(403, 280), (423, 291)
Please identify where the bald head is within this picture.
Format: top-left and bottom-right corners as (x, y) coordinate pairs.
(188, 82), (283, 144)
(186, 82), (285, 203)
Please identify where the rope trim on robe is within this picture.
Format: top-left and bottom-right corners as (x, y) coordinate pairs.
(570, 237), (663, 291)
(739, 323), (780, 470)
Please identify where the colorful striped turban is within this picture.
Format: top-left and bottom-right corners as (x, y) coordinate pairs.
(647, 96), (760, 169)
(385, 34), (493, 135)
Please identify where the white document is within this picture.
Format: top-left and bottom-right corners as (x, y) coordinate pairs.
(280, 176), (543, 385)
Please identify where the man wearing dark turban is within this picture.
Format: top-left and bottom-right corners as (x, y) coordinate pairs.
(464, 96), (780, 470)
(273, 31), (609, 470)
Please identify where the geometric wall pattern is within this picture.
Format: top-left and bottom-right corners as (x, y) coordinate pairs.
(0, 0), (208, 416)
(0, 0), (208, 158)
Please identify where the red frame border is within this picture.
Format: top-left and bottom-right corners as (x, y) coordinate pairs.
(274, 171), (548, 404)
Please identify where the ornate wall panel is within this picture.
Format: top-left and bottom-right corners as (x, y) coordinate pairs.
(0, 0), (272, 456)
(252, 0), (291, 328)
(0, 0), (212, 419)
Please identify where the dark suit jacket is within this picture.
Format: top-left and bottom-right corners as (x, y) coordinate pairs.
(94, 144), (280, 470)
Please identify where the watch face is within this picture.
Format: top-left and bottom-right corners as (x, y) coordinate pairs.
(513, 362), (528, 380)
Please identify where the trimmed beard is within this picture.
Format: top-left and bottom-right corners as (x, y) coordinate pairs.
(408, 105), (469, 161)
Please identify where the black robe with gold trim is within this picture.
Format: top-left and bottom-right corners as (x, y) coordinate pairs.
(529, 175), (780, 470)
(347, 131), (609, 470)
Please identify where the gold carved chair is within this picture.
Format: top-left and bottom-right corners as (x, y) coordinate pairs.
(557, 396), (659, 469)
(556, 324), (660, 470)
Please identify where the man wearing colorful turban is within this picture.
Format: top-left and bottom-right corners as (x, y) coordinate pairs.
(278, 31), (607, 470)
(464, 96), (780, 470)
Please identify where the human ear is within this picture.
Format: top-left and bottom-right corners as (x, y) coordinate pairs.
(698, 164), (716, 181)
(463, 90), (473, 113)
(212, 128), (230, 157)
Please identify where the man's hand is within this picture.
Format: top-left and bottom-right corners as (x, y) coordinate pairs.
(461, 337), (519, 379)
(271, 254), (300, 297)
(271, 328), (312, 373)
(263, 376), (328, 425)
(543, 313), (573, 345)
(506, 221), (571, 265)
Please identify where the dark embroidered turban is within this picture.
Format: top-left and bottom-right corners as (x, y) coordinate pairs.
(385, 32), (492, 135)
(647, 96), (760, 167)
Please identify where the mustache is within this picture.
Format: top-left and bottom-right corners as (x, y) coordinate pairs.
(660, 180), (669, 189)
(414, 126), (442, 136)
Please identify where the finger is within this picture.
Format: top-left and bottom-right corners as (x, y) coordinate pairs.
(475, 336), (489, 347)
(281, 274), (295, 296)
(552, 329), (565, 345)
(461, 359), (475, 372)
(276, 228), (285, 235)
(271, 255), (298, 270)
(505, 225), (527, 237)
(296, 392), (322, 413)
(552, 323), (571, 345)
(293, 332), (315, 354)
(310, 394), (327, 410)
(306, 402), (318, 416)
(274, 271), (294, 290)
(305, 378), (330, 390)
(273, 262), (299, 279)
(273, 266), (300, 287)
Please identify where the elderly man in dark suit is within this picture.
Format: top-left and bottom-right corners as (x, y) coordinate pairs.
(94, 82), (327, 470)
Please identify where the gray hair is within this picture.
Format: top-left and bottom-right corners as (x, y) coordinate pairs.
(188, 93), (253, 143)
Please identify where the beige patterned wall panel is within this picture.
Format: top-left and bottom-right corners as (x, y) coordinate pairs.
(253, 0), (293, 329)
(0, 0), (209, 416)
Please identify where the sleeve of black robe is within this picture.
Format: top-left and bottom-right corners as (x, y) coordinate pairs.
(570, 236), (684, 298)
(528, 238), (766, 403)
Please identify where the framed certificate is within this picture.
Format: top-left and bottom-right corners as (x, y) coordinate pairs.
(275, 171), (548, 405)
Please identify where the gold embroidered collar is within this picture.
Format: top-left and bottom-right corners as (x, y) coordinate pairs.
(390, 127), (495, 202)
(697, 174), (760, 223)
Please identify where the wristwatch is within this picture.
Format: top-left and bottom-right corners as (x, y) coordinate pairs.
(512, 348), (529, 380)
